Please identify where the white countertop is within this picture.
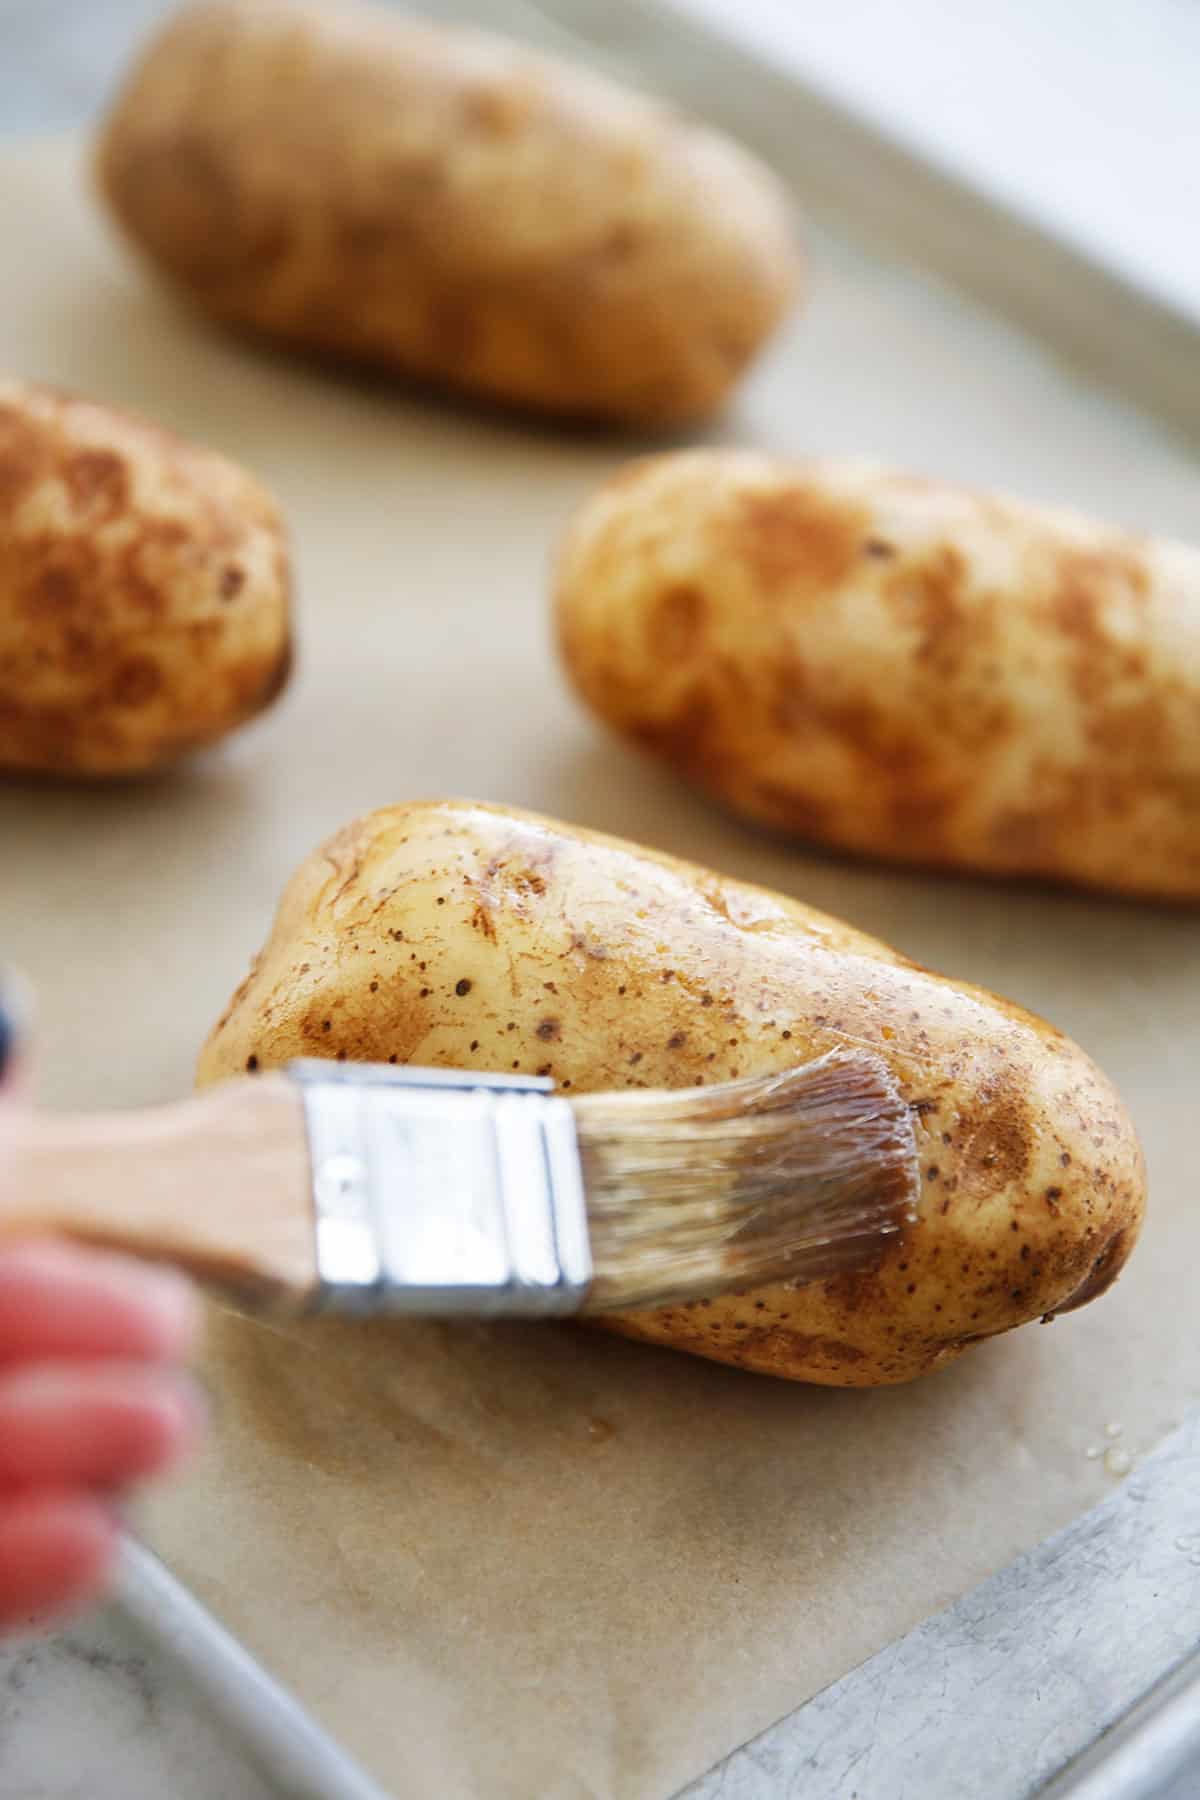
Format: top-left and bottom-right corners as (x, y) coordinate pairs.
(0, 1608), (274, 1799)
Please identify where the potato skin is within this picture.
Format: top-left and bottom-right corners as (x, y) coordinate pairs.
(556, 450), (1200, 900)
(0, 379), (291, 776)
(95, 0), (800, 427)
(198, 801), (1144, 1385)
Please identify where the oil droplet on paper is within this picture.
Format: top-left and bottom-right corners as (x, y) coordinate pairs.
(1104, 1446), (1133, 1478)
(1084, 1445), (1102, 1460)
(1104, 1422), (1123, 1440)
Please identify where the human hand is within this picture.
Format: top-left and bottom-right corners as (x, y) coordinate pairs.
(0, 986), (203, 1631)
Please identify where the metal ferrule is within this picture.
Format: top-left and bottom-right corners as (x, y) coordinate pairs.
(287, 1062), (593, 1318)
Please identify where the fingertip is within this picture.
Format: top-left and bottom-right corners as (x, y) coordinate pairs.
(79, 1369), (207, 1484)
(0, 1243), (204, 1365)
(136, 1374), (208, 1477)
(135, 1266), (205, 1361)
(0, 1365), (209, 1488)
(0, 1494), (119, 1631)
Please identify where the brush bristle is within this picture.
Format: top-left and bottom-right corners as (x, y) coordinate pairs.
(570, 1050), (919, 1312)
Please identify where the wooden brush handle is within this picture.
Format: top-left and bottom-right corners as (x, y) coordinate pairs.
(3, 1075), (319, 1306)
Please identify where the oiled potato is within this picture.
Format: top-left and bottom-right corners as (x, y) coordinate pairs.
(556, 450), (1200, 899)
(0, 379), (291, 776)
(95, 0), (800, 427)
(198, 801), (1144, 1385)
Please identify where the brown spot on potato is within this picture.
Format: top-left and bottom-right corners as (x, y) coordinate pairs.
(110, 656), (162, 706)
(600, 222), (640, 261)
(64, 448), (129, 517)
(649, 583), (707, 661)
(469, 900), (497, 941)
(58, 625), (96, 673)
(954, 1093), (1033, 1193)
(886, 543), (971, 675)
(31, 565), (80, 615)
(1085, 693), (1171, 761)
(461, 81), (533, 138)
(734, 483), (868, 596)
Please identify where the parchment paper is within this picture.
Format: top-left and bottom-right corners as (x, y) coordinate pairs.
(2, 138), (1199, 1800)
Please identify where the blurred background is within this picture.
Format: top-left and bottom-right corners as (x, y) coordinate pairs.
(3, 0), (1198, 327)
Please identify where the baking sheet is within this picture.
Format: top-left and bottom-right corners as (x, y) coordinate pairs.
(2, 132), (1199, 1800)
(682, 1412), (1200, 1800)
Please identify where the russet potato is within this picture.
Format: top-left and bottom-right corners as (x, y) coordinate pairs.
(0, 378), (291, 776)
(95, 0), (801, 427)
(198, 801), (1145, 1386)
(556, 449), (1200, 899)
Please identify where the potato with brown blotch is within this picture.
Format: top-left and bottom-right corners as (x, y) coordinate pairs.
(198, 800), (1145, 1386)
(0, 379), (291, 777)
(95, 0), (801, 428)
(556, 449), (1200, 900)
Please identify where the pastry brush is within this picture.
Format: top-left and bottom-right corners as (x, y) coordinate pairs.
(3, 1053), (918, 1315)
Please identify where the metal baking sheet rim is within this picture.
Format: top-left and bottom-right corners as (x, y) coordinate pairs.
(681, 1412), (1200, 1800)
(115, 1540), (389, 1800)
(96, 3), (1200, 1797)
